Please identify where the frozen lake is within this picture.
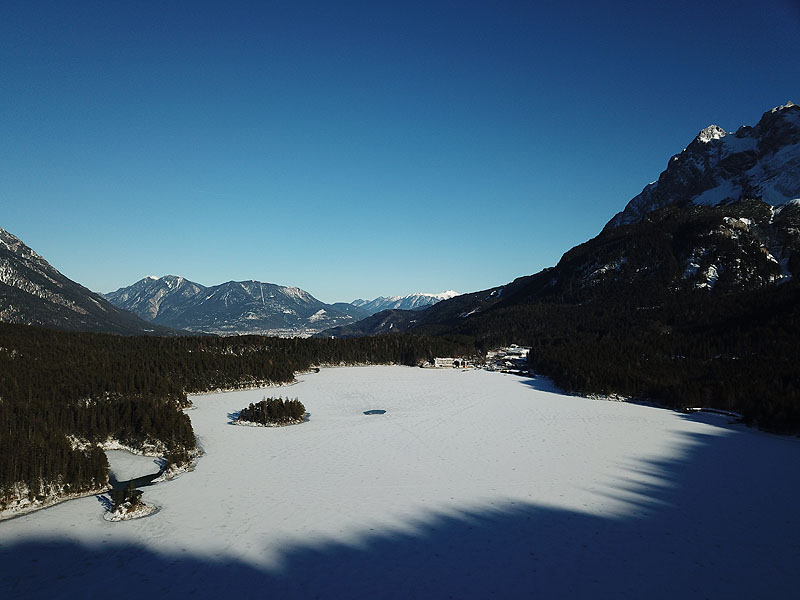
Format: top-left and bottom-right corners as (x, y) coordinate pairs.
(105, 450), (162, 482)
(1, 366), (798, 598)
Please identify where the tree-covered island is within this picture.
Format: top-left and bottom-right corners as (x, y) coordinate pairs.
(234, 397), (306, 426)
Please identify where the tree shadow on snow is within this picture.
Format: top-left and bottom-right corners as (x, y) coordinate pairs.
(513, 373), (576, 395)
(2, 427), (798, 599)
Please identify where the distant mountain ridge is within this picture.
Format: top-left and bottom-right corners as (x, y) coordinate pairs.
(351, 291), (459, 315)
(105, 276), (370, 336)
(0, 228), (169, 334)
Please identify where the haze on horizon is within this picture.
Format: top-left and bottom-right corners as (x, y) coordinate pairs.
(2, 1), (798, 303)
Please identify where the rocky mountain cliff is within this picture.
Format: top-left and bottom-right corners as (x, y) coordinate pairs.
(0, 228), (169, 334)
(105, 276), (370, 336)
(607, 101), (799, 228)
(555, 102), (800, 298)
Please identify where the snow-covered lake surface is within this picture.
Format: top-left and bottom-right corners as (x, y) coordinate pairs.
(106, 450), (162, 483)
(2, 366), (798, 598)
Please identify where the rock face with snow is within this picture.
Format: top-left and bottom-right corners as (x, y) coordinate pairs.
(546, 198), (800, 296)
(586, 102), (800, 294)
(104, 275), (204, 322)
(105, 277), (370, 336)
(0, 227), (166, 334)
(351, 291), (460, 315)
(607, 101), (800, 229)
(486, 102), (800, 302)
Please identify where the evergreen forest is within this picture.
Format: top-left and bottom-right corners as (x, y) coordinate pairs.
(0, 323), (471, 509)
(425, 281), (800, 433)
(237, 397), (306, 426)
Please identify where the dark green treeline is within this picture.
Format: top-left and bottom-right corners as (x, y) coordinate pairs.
(0, 323), (471, 506)
(238, 397), (306, 426)
(433, 283), (800, 432)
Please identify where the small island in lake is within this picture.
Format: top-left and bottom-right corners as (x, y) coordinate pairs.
(234, 396), (307, 427)
(104, 482), (157, 521)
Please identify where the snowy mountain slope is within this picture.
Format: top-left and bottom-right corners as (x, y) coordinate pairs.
(578, 102), (800, 295)
(607, 101), (800, 229)
(449, 102), (800, 307)
(104, 275), (204, 322)
(106, 277), (370, 336)
(0, 227), (169, 334)
(351, 291), (460, 315)
(314, 309), (421, 338)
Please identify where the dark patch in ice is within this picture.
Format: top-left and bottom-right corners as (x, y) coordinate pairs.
(363, 409), (386, 415)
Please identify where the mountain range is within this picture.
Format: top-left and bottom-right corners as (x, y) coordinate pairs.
(1, 101), (798, 354)
(101, 277), (460, 336)
(104, 276), (371, 336)
(0, 231), (460, 337)
(350, 291), (460, 315)
(308, 102), (800, 430)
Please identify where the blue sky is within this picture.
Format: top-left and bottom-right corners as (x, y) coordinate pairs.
(2, 1), (798, 303)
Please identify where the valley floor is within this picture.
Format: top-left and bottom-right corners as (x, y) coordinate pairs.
(1, 366), (798, 598)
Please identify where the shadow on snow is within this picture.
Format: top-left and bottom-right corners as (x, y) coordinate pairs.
(2, 421), (799, 598)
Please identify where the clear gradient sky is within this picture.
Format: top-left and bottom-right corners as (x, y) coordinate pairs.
(2, 1), (799, 303)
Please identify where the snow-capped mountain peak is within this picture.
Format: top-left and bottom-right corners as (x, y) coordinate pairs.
(695, 124), (726, 144)
(351, 291), (460, 315)
(420, 290), (459, 301)
(771, 100), (796, 113)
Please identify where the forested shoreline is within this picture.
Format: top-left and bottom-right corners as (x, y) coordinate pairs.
(429, 282), (800, 433)
(236, 397), (307, 426)
(0, 323), (472, 512)
(3, 278), (799, 516)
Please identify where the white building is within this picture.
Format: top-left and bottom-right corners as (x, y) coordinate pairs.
(434, 357), (463, 368)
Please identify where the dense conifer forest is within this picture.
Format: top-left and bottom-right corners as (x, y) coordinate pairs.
(428, 282), (800, 432)
(237, 397), (306, 426)
(0, 323), (471, 508)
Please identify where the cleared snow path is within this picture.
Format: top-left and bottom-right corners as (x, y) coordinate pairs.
(1, 366), (798, 598)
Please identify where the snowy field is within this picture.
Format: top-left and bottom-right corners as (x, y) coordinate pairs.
(1, 366), (798, 598)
